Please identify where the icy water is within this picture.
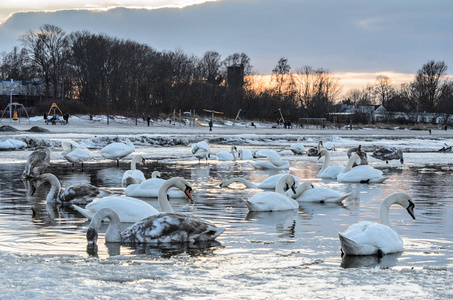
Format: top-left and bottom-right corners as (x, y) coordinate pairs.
(0, 147), (452, 298)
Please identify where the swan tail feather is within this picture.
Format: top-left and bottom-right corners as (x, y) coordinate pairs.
(338, 232), (363, 256)
(72, 204), (95, 220)
(241, 198), (259, 211)
(337, 193), (352, 202)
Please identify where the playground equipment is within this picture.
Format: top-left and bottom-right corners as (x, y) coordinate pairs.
(0, 79), (30, 123)
(202, 109), (223, 129)
(195, 118), (207, 127)
(48, 102), (64, 117)
(275, 108), (285, 124)
(203, 109), (224, 120)
(0, 102), (30, 123)
(233, 109), (242, 126)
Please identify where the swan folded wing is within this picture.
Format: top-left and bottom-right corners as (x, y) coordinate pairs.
(339, 222), (403, 255)
(318, 165), (343, 179)
(60, 184), (110, 204)
(64, 147), (90, 163)
(338, 165), (387, 183)
(23, 147), (51, 178)
(245, 192), (298, 211)
(121, 213), (224, 245)
(122, 170), (146, 186)
(82, 197), (159, 222)
(295, 187), (349, 203)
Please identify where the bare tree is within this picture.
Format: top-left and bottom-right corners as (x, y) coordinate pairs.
(272, 57), (294, 97)
(200, 51), (222, 85)
(373, 75), (395, 107)
(294, 66), (341, 117)
(20, 24), (70, 101)
(413, 60), (448, 112)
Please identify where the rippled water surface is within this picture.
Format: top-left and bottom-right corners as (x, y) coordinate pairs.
(0, 146), (452, 298)
(1, 151), (452, 267)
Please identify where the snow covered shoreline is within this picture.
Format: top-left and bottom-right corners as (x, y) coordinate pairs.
(2, 114), (453, 138)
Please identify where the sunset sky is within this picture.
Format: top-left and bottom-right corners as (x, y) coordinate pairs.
(0, 0), (451, 93)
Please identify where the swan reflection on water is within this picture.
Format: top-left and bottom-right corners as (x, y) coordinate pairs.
(246, 210), (298, 238)
(87, 240), (223, 258)
(341, 252), (402, 269)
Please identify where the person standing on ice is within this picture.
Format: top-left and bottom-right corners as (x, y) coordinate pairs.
(209, 120), (213, 131)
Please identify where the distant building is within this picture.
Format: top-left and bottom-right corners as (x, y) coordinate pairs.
(0, 79), (45, 110)
(330, 104), (388, 123)
(0, 79), (44, 96)
(226, 64), (244, 107)
(227, 64), (244, 89)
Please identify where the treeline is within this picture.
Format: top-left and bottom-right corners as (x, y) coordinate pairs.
(342, 61), (453, 120)
(0, 23), (452, 122)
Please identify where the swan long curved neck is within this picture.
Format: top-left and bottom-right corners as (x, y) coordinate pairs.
(231, 146), (237, 161)
(379, 197), (395, 228)
(40, 174), (61, 204)
(343, 154), (358, 173)
(319, 151), (331, 174)
(317, 141), (323, 152)
(131, 155), (142, 170)
(275, 175), (294, 194)
(222, 177), (257, 188)
(89, 208), (122, 242)
(158, 178), (188, 212)
(292, 182), (313, 198)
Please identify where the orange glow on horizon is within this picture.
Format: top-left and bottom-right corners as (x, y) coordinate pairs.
(246, 72), (417, 98)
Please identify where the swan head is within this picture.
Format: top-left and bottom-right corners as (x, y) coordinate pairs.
(86, 208), (122, 245)
(398, 150), (404, 164)
(407, 199), (415, 219)
(151, 171), (161, 178)
(165, 177), (194, 203)
(30, 173), (58, 195)
(184, 185), (193, 203)
(317, 149), (329, 160)
(276, 174), (297, 194)
(286, 182), (297, 194)
(386, 192), (416, 220)
(86, 227), (98, 245)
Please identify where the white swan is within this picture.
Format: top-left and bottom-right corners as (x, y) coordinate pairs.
(290, 137), (305, 155)
(325, 141), (335, 151)
(238, 148), (254, 160)
(252, 149), (290, 170)
(317, 149), (344, 179)
(192, 140), (210, 163)
(22, 146), (51, 178)
(287, 181), (351, 203)
(243, 174), (298, 212)
(124, 174), (187, 198)
(31, 173), (111, 205)
(371, 147), (404, 164)
(347, 145), (368, 166)
(121, 154), (146, 187)
(220, 174), (301, 189)
(86, 208), (224, 245)
(217, 146), (238, 161)
(74, 177), (193, 222)
(99, 138), (135, 166)
(338, 192), (415, 256)
(337, 153), (388, 183)
(307, 141), (323, 156)
(61, 141), (91, 170)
